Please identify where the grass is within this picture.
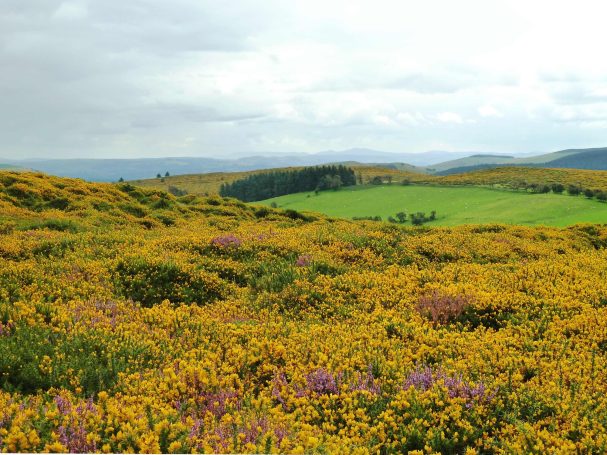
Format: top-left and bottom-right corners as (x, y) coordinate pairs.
(258, 185), (607, 227)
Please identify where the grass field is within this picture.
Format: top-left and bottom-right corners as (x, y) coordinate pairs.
(259, 184), (607, 226)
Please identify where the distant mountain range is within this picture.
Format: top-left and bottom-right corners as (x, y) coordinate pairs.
(431, 147), (607, 175)
(2, 147), (606, 182)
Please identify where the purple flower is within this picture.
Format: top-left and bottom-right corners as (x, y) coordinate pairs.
(58, 424), (96, 453)
(200, 389), (239, 419)
(211, 234), (242, 249)
(54, 395), (72, 415)
(295, 254), (312, 267)
(404, 366), (495, 408)
(271, 372), (288, 409)
(350, 365), (381, 395)
(306, 368), (342, 395)
(55, 397), (98, 453)
(0, 321), (14, 337)
(243, 416), (269, 444)
(403, 366), (436, 391)
(189, 419), (202, 439)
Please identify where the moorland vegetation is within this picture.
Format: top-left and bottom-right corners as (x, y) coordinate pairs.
(1, 171), (607, 453)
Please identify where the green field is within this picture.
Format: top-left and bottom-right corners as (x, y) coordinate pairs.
(259, 185), (607, 226)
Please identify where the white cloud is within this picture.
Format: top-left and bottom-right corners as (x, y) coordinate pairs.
(2, 0), (607, 158)
(435, 112), (464, 124)
(52, 1), (88, 21)
(478, 105), (503, 118)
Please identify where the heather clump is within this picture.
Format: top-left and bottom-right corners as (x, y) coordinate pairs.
(415, 290), (471, 325)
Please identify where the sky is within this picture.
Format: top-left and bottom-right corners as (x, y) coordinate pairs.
(2, 0), (607, 159)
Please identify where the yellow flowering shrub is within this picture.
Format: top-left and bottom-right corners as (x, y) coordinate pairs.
(1, 171), (607, 453)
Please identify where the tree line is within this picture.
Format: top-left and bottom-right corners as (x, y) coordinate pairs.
(515, 182), (607, 201)
(353, 210), (437, 226)
(219, 165), (357, 202)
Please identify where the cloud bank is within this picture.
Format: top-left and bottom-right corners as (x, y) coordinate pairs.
(2, 0), (607, 159)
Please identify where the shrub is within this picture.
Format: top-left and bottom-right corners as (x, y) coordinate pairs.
(254, 207), (271, 218)
(32, 238), (77, 258)
(21, 219), (81, 233)
(0, 220), (16, 234)
(114, 257), (226, 306)
(584, 188), (596, 199)
(151, 198), (173, 210)
(44, 197), (70, 210)
(211, 234), (242, 249)
(415, 291), (470, 325)
(168, 186), (187, 197)
(284, 209), (312, 221)
(568, 185), (582, 196)
(0, 325), (154, 396)
(120, 203), (148, 218)
(249, 261), (298, 294)
(152, 214), (176, 226)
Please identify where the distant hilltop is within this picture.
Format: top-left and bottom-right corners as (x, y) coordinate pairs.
(2, 146), (606, 182)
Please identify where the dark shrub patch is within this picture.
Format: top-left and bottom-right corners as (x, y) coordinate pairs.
(150, 198), (174, 210)
(114, 257), (225, 307)
(471, 225), (506, 234)
(32, 238), (77, 258)
(254, 207), (271, 218)
(0, 325), (155, 396)
(44, 197), (70, 210)
(152, 214), (176, 226)
(21, 219), (81, 233)
(284, 209), (313, 221)
(119, 203), (148, 218)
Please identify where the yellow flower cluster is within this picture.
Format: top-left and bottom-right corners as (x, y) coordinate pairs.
(1, 171), (607, 453)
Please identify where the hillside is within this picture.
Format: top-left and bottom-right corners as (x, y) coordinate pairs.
(435, 147), (607, 175)
(260, 184), (607, 227)
(428, 154), (517, 173)
(3, 171), (607, 452)
(0, 150), (468, 181)
(130, 165), (607, 198)
(5, 146), (607, 182)
(439, 166), (607, 192)
(544, 147), (607, 170)
(130, 165), (427, 195)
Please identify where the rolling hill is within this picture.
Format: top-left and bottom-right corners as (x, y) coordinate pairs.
(435, 147), (607, 175)
(4, 146), (607, 182)
(130, 165), (607, 198)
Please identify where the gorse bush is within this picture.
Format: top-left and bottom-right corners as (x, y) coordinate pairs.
(21, 219), (81, 233)
(0, 324), (154, 396)
(114, 257), (227, 306)
(2, 171), (607, 453)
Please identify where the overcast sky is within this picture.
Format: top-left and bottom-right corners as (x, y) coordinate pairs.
(2, 0), (607, 159)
